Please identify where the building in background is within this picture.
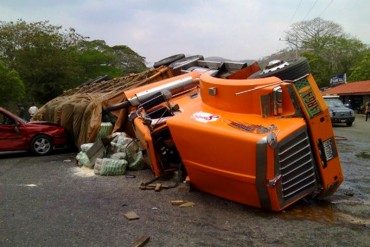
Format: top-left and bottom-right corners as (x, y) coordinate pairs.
(322, 80), (370, 113)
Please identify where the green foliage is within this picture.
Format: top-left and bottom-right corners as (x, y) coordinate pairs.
(284, 18), (369, 87)
(301, 52), (332, 86)
(0, 20), (86, 103)
(0, 20), (148, 105)
(348, 49), (370, 82)
(76, 40), (147, 83)
(0, 60), (25, 108)
(111, 45), (147, 74)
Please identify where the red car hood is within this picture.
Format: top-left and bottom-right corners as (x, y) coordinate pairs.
(27, 121), (63, 128)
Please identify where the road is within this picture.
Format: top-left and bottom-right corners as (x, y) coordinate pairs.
(0, 115), (369, 247)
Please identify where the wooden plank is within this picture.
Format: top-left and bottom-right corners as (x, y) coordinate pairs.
(129, 236), (150, 247)
(124, 211), (140, 220)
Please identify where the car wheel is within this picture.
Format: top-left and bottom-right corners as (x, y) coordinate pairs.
(31, 135), (52, 155)
(248, 57), (310, 81)
(346, 122), (353, 127)
(153, 54), (185, 68)
(168, 55), (204, 70)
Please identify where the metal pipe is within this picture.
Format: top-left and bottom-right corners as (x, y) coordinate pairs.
(235, 81), (282, 96)
(128, 76), (198, 105)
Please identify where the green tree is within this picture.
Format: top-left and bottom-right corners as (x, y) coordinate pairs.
(285, 18), (343, 53)
(348, 49), (370, 82)
(0, 60), (25, 108)
(0, 20), (148, 105)
(111, 45), (147, 74)
(0, 20), (85, 103)
(284, 18), (368, 87)
(76, 40), (147, 83)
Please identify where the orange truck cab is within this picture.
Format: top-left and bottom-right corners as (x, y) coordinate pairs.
(122, 57), (343, 211)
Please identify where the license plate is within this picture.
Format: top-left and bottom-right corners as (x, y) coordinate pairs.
(323, 138), (337, 161)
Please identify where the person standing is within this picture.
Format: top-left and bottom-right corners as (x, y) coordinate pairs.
(366, 101), (370, 121)
(17, 104), (25, 120)
(28, 102), (38, 121)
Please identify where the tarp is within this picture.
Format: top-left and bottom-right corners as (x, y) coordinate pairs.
(33, 67), (174, 147)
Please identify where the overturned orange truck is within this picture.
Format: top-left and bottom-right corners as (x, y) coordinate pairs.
(108, 56), (343, 211)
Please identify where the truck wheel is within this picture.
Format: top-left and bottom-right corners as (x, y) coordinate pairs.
(168, 55), (204, 70)
(346, 122), (353, 127)
(249, 57), (310, 81)
(31, 135), (52, 155)
(153, 54), (185, 68)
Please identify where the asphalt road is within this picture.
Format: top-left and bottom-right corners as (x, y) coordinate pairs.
(0, 115), (369, 247)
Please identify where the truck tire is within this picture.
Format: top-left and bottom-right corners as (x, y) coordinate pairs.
(168, 55), (204, 70)
(153, 54), (185, 68)
(249, 57), (310, 81)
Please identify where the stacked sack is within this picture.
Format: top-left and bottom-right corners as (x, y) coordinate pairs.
(75, 143), (95, 167)
(76, 132), (147, 176)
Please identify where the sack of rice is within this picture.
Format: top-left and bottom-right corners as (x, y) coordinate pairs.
(76, 151), (90, 167)
(94, 158), (104, 175)
(110, 152), (127, 160)
(100, 158), (128, 176)
(80, 143), (94, 152)
(128, 151), (146, 171)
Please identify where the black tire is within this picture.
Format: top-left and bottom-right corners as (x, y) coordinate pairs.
(153, 54), (185, 68)
(168, 55), (204, 70)
(30, 135), (52, 155)
(346, 122), (353, 127)
(249, 57), (310, 81)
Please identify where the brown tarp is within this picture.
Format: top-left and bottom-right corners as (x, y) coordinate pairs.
(33, 67), (174, 148)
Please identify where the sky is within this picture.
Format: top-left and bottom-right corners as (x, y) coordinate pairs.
(1, 0), (369, 66)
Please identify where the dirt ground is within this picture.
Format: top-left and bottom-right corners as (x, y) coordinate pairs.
(0, 115), (369, 247)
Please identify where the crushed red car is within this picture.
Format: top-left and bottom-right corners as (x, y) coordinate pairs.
(0, 107), (68, 155)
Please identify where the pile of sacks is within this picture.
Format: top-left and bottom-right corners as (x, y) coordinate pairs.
(76, 132), (147, 176)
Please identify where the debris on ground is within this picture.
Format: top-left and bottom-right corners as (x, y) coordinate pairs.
(179, 202), (195, 208)
(170, 200), (195, 208)
(129, 236), (150, 247)
(124, 211), (140, 220)
(171, 200), (185, 206)
(75, 129), (147, 176)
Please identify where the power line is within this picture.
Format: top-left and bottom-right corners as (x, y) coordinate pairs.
(290, 0), (303, 23)
(303, 0), (319, 20)
(319, 0), (334, 17)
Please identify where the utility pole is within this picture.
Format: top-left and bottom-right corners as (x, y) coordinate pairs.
(279, 37), (298, 58)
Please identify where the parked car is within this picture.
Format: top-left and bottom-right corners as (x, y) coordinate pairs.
(0, 107), (68, 155)
(323, 95), (355, 126)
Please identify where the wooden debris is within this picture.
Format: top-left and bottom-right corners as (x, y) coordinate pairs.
(154, 183), (162, 192)
(124, 211), (140, 220)
(140, 183), (170, 191)
(129, 236), (150, 247)
(171, 200), (185, 206)
(179, 202), (195, 208)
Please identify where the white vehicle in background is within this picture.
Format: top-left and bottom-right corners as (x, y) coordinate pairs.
(323, 95), (355, 126)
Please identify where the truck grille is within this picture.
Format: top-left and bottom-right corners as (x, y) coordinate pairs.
(278, 128), (318, 202)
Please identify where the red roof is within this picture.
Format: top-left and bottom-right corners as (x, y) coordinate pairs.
(322, 80), (370, 96)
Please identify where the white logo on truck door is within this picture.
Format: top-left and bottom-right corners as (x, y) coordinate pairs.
(192, 111), (220, 123)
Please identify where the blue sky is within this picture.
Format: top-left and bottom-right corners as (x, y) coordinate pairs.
(1, 0), (369, 65)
